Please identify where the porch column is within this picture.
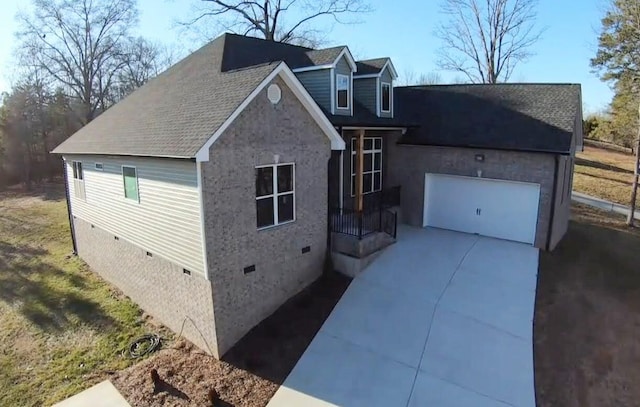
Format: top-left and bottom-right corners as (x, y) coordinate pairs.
(356, 128), (365, 212)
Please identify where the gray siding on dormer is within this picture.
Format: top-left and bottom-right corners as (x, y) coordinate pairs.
(354, 77), (377, 114)
(379, 67), (394, 118)
(296, 69), (332, 113)
(334, 55), (353, 116)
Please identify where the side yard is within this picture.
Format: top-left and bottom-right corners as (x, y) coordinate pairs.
(535, 203), (640, 406)
(574, 145), (638, 206)
(0, 184), (170, 406)
(0, 183), (350, 407)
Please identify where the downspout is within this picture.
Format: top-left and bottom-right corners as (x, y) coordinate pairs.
(62, 158), (77, 255)
(546, 155), (560, 251)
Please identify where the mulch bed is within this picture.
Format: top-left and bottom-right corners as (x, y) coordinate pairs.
(111, 271), (350, 406)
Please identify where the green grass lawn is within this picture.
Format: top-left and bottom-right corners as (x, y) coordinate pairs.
(574, 146), (639, 207)
(0, 183), (166, 406)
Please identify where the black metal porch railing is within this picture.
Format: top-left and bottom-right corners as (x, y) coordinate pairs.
(330, 206), (398, 240)
(330, 186), (400, 240)
(362, 186), (401, 211)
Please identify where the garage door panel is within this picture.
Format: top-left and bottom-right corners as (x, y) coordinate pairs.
(425, 175), (480, 234)
(423, 174), (540, 245)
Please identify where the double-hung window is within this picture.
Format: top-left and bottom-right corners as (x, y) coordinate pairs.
(381, 82), (391, 113)
(122, 166), (139, 202)
(256, 163), (295, 229)
(72, 161), (86, 200)
(336, 74), (350, 109)
(351, 137), (382, 196)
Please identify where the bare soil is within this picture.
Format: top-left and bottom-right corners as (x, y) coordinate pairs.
(112, 272), (351, 407)
(535, 204), (640, 407)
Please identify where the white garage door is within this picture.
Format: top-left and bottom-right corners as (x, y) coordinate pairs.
(423, 174), (540, 244)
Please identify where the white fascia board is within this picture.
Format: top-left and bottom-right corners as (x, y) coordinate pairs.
(195, 62), (344, 162)
(196, 161), (210, 280)
(292, 64), (333, 73)
(353, 73), (380, 79)
(279, 64), (344, 150)
(352, 60), (399, 80)
(384, 60), (399, 79)
(337, 47), (358, 72)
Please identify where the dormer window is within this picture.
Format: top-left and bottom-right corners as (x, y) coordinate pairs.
(381, 82), (391, 113)
(336, 74), (350, 109)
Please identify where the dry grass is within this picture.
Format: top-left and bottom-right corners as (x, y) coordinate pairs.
(0, 183), (172, 406)
(574, 146), (638, 206)
(535, 203), (640, 407)
(0, 183), (351, 407)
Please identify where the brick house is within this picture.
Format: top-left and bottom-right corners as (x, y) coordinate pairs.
(53, 34), (582, 357)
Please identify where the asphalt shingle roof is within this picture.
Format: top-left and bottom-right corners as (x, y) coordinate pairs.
(395, 84), (582, 154)
(53, 35), (280, 158)
(53, 32), (581, 158)
(220, 34), (346, 71)
(355, 58), (389, 75)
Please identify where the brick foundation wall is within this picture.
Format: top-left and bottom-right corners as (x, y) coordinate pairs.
(73, 217), (219, 356)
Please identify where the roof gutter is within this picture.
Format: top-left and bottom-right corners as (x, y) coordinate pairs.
(546, 155), (560, 251)
(396, 141), (571, 156)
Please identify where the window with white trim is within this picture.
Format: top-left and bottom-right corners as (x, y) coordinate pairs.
(256, 163), (295, 228)
(122, 166), (139, 201)
(351, 137), (382, 196)
(336, 74), (350, 109)
(381, 82), (391, 112)
(72, 161), (83, 180)
(71, 161), (86, 200)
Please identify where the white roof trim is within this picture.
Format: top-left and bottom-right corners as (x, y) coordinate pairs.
(337, 47), (358, 72)
(292, 64), (333, 73)
(384, 59), (399, 79)
(353, 59), (399, 80)
(195, 62), (345, 162)
(353, 73), (380, 79)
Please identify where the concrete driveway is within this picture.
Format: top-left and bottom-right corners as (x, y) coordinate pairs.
(268, 226), (539, 407)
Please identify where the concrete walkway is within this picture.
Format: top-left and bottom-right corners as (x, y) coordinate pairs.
(268, 226), (538, 407)
(53, 381), (130, 407)
(572, 191), (640, 220)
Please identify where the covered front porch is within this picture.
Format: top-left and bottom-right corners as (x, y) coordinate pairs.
(328, 127), (404, 276)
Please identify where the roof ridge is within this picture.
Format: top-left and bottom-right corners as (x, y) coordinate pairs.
(397, 83), (581, 89)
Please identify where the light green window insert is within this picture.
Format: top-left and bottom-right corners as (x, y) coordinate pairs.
(122, 166), (139, 201)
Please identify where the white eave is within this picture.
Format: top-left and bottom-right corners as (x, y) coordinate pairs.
(353, 59), (399, 80)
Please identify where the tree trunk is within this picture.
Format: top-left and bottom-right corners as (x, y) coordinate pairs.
(627, 105), (640, 226)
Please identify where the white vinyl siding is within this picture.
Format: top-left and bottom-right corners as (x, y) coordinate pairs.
(64, 155), (205, 276)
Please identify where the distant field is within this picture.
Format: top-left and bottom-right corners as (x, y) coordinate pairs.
(574, 146), (638, 207)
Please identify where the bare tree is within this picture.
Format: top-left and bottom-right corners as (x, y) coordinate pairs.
(183, 0), (372, 45)
(16, 0), (139, 123)
(399, 69), (443, 86)
(435, 0), (542, 83)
